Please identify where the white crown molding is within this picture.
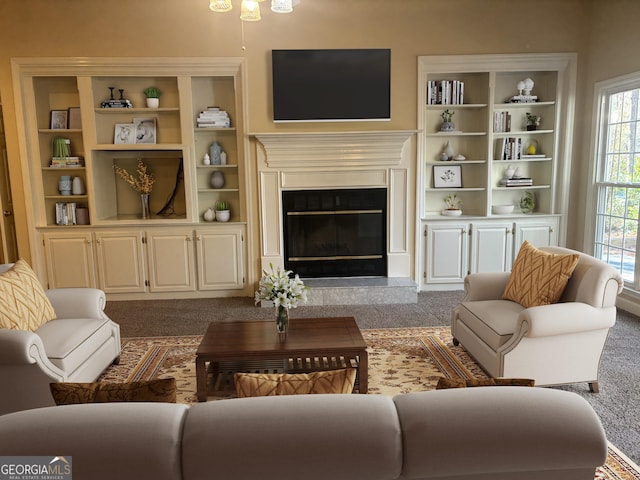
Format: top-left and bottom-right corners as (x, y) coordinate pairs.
(252, 130), (419, 168)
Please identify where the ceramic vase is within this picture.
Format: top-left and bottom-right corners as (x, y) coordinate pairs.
(203, 208), (215, 222)
(58, 176), (72, 195)
(210, 171), (225, 189)
(146, 98), (159, 108)
(72, 176), (85, 195)
(444, 141), (455, 160)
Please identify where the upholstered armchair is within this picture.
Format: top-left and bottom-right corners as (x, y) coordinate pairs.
(451, 245), (623, 392)
(0, 261), (121, 415)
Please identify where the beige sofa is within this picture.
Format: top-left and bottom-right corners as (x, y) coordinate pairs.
(452, 246), (623, 391)
(0, 387), (607, 480)
(0, 264), (121, 415)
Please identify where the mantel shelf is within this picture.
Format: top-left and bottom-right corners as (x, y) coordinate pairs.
(252, 130), (420, 168)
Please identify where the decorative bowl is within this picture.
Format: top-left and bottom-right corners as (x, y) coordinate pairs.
(442, 209), (462, 217)
(492, 204), (514, 215)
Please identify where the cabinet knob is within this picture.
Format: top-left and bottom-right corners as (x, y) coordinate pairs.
(186, 236), (192, 242)
(2, 210), (11, 217)
(506, 228), (511, 234)
(549, 227), (554, 233)
(461, 229), (467, 234)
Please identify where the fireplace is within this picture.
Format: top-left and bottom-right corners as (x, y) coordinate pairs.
(283, 188), (387, 278)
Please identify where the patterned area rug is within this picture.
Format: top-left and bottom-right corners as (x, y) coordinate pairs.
(99, 326), (640, 480)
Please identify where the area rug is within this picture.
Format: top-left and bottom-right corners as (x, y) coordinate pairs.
(99, 326), (640, 480)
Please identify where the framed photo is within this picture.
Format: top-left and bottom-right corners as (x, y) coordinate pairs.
(433, 165), (462, 188)
(114, 123), (136, 144)
(50, 110), (68, 129)
(134, 117), (157, 144)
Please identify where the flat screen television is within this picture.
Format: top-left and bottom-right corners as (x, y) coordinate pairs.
(272, 49), (391, 122)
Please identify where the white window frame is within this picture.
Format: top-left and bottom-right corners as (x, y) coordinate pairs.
(586, 71), (640, 296)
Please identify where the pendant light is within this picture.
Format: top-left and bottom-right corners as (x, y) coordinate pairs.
(271, 0), (293, 13)
(209, 0), (232, 12)
(240, 0), (261, 21)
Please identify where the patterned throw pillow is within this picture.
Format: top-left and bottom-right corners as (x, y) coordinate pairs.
(0, 260), (56, 331)
(49, 378), (177, 405)
(235, 368), (357, 397)
(436, 377), (535, 389)
(503, 241), (579, 308)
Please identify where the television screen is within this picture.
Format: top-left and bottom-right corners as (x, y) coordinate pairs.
(272, 49), (391, 122)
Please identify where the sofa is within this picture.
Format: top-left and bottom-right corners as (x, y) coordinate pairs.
(0, 387), (607, 480)
(0, 262), (121, 415)
(451, 245), (623, 391)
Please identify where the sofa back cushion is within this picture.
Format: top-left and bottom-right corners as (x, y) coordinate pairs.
(503, 241), (579, 308)
(183, 394), (403, 480)
(0, 403), (188, 480)
(0, 260), (56, 331)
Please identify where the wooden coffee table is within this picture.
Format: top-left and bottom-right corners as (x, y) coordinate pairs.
(195, 316), (368, 401)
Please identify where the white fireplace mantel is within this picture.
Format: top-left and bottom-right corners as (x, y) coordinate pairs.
(253, 130), (418, 279)
(252, 130), (419, 168)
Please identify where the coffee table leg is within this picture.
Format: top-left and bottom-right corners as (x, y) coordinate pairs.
(358, 349), (368, 394)
(196, 356), (207, 402)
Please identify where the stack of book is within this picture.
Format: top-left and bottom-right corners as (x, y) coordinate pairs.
(196, 107), (231, 128)
(494, 112), (512, 132)
(499, 137), (523, 160)
(427, 80), (465, 105)
(55, 202), (77, 225)
(50, 157), (84, 168)
(500, 177), (533, 187)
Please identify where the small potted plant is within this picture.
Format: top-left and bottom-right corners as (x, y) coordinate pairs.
(440, 109), (456, 132)
(215, 200), (230, 222)
(520, 191), (536, 214)
(442, 193), (462, 216)
(526, 112), (541, 131)
(143, 87), (161, 108)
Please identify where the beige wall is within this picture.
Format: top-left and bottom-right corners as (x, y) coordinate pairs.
(0, 0), (603, 269)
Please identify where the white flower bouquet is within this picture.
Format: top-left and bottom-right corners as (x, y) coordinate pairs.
(254, 263), (308, 309)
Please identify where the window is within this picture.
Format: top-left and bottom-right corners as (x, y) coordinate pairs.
(592, 77), (640, 292)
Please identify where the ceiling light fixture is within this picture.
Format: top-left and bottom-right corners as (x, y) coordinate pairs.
(209, 0), (299, 49)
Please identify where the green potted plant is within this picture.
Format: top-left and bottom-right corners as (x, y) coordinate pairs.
(440, 109), (456, 132)
(520, 191), (536, 213)
(214, 200), (230, 222)
(442, 193), (462, 216)
(526, 112), (541, 131)
(143, 87), (161, 108)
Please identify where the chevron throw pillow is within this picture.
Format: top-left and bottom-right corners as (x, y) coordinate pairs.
(235, 368), (357, 397)
(503, 241), (579, 308)
(0, 260), (56, 331)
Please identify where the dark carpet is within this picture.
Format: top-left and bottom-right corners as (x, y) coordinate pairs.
(104, 291), (640, 464)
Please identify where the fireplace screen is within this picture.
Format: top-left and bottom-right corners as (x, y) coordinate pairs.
(283, 188), (387, 278)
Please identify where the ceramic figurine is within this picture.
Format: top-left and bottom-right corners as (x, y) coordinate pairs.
(209, 141), (222, 165)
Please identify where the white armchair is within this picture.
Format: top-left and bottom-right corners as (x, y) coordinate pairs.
(451, 246), (623, 392)
(0, 264), (121, 415)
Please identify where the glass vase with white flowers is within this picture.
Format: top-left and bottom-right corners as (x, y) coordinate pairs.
(254, 263), (308, 338)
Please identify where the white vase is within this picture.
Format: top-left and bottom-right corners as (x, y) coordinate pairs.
(203, 208), (215, 222)
(71, 176), (85, 195)
(146, 98), (159, 108)
(444, 141), (455, 160)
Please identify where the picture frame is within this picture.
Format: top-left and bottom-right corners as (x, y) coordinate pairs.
(134, 117), (157, 144)
(50, 110), (68, 130)
(433, 165), (462, 188)
(114, 123), (136, 144)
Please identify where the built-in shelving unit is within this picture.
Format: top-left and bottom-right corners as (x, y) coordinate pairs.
(12, 57), (250, 297)
(416, 53), (577, 290)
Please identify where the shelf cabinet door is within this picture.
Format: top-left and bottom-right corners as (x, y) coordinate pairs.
(94, 231), (146, 293)
(42, 231), (96, 289)
(469, 222), (513, 274)
(425, 223), (469, 283)
(146, 229), (196, 292)
(195, 226), (244, 290)
(513, 217), (558, 252)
